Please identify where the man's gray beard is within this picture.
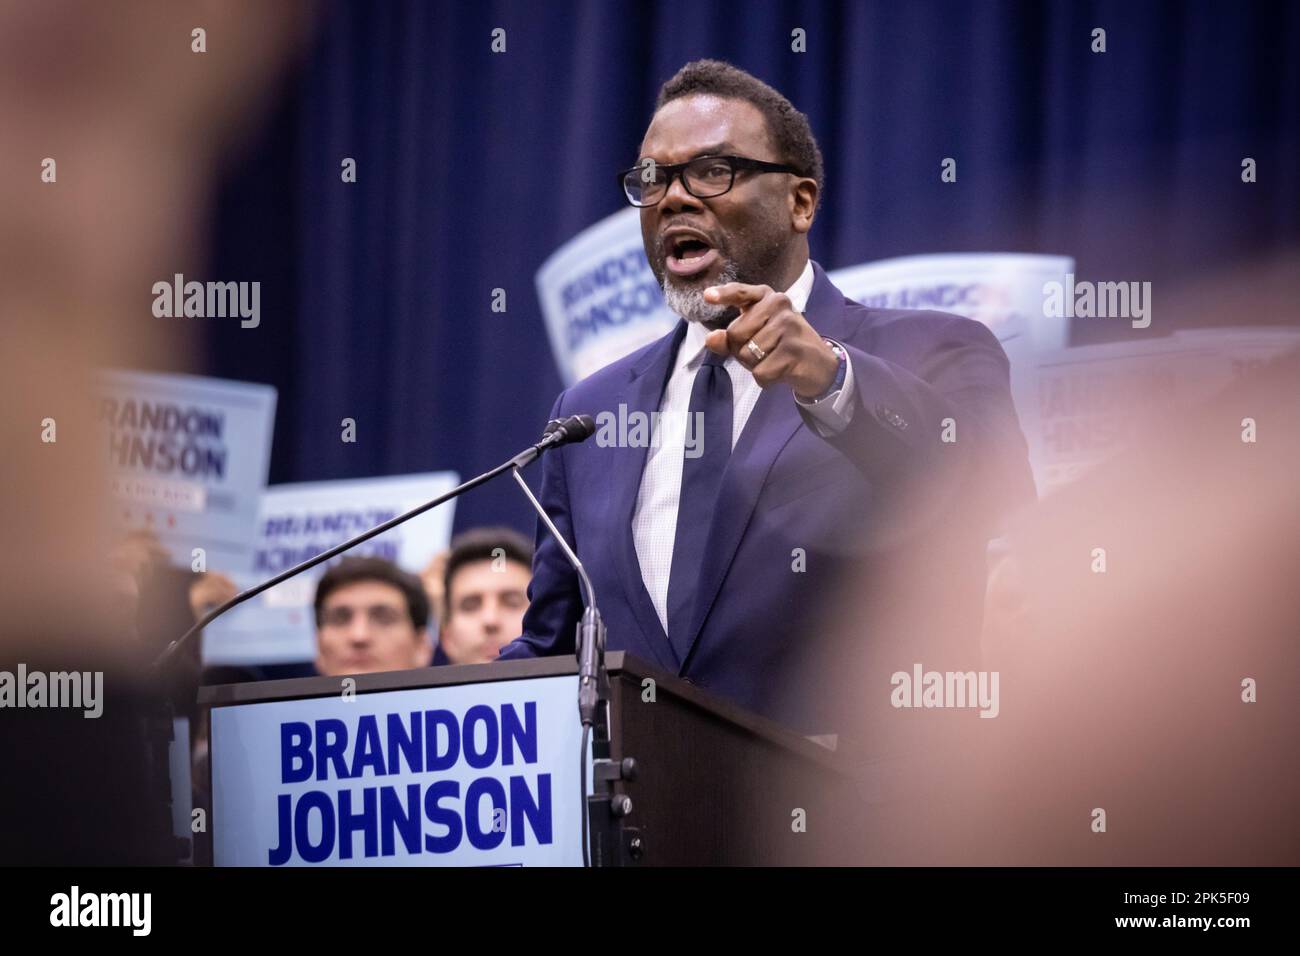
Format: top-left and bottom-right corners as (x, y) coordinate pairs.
(660, 262), (739, 325)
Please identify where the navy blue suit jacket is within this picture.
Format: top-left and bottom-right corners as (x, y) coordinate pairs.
(500, 261), (1035, 732)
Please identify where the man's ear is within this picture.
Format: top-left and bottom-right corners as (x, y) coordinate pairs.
(791, 177), (818, 233)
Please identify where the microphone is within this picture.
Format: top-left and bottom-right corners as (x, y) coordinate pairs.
(151, 415), (597, 674)
(513, 414), (595, 468)
(547, 413), (597, 443)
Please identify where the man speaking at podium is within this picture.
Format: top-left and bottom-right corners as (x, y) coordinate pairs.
(500, 60), (1035, 733)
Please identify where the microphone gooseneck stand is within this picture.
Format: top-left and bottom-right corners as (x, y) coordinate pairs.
(510, 465), (640, 867)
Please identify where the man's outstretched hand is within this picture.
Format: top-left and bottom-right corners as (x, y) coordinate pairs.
(702, 282), (839, 400)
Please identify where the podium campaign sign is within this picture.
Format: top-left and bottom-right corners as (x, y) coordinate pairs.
(210, 673), (588, 866)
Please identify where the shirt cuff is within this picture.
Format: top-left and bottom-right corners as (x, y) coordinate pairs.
(794, 341), (856, 436)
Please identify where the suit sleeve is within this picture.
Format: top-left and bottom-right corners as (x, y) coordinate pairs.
(496, 391), (585, 660)
(796, 314), (1037, 538)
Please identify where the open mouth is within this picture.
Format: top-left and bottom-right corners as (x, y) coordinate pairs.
(664, 234), (720, 280)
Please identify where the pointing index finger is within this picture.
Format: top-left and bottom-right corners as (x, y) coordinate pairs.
(703, 282), (769, 307)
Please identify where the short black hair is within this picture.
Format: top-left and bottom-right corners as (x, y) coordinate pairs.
(655, 59), (824, 200)
(314, 556), (429, 630)
(443, 526), (534, 617)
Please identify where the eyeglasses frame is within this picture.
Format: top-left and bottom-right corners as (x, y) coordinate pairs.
(618, 154), (802, 207)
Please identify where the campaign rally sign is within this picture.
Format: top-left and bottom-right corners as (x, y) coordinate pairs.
(1029, 327), (1300, 492)
(827, 253), (1074, 359)
(210, 675), (589, 866)
(535, 206), (676, 384)
(202, 472), (459, 667)
(98, 370), (277, 577)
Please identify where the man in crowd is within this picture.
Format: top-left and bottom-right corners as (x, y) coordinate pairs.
(432, 527), (533, 665)
(313, 556), (433, 676)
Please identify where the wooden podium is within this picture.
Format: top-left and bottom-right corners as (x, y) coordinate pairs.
(198, 652), (869, 866)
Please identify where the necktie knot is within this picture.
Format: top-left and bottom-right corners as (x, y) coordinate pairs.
(700, 349), (728, 368)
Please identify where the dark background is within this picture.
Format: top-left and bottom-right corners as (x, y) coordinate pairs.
(190, 0), (1299, 536)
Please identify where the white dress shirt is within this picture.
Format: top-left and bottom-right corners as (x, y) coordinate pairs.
(631, 259), (858, 635)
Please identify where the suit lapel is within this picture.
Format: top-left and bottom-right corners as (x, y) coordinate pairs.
(677, 262), (854, 670)
(608, 320), (688, 671)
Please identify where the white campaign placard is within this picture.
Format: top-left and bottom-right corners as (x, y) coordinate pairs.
(827, 252), (1075, 357)
(1029, 327), (1300, 491)
(98, 370), (277, 576)
(202, 472), (459, 666)
(211, 674), (589, 866)
(535, 206), (676, 384)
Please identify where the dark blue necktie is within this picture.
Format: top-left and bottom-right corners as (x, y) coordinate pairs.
(666, 349), (733, 660)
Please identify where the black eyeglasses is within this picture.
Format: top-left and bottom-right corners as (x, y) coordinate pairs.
(618, 154), (801, 207)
